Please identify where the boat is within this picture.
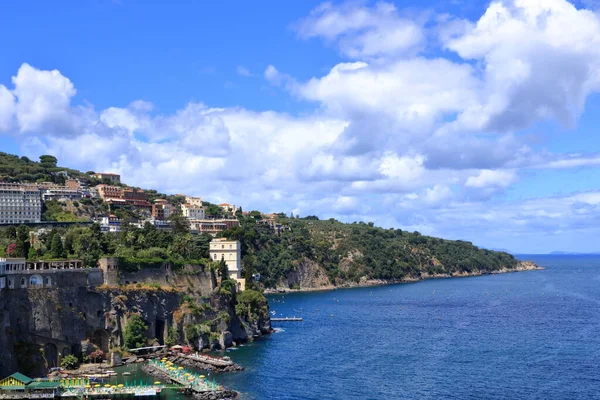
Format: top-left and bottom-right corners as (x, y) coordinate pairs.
(122, 372), (131, 376)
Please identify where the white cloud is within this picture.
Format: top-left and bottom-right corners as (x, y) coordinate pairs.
(465, 169), (516, 188)
(295, 1), (425, 58)
(236, 66), (252, 77)
(12, 63), (78, 134)
(3, 0), (600, 252)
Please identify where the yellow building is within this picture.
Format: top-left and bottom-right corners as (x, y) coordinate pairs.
(209, 238), (245, 290)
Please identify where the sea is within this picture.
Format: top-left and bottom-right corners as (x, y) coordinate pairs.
(118, 255), (600, 399)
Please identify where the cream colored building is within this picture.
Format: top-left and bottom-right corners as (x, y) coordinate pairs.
(181, 203), (205, 220)
(185, 196), (203, 207)
(0, 184), (42, 224)
(209, 238), (245, 290)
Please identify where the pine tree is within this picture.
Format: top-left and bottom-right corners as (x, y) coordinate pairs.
(218, 258), (229, 281)
(15, 225), (30, 258)
(123, 315), (148, 350)
(50, 233), (65, 259)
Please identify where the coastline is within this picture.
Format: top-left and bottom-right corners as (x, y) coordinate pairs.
(264, 261), (544, 294)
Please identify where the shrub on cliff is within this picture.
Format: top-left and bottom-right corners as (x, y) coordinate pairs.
(61, 354), (80, 370)
(235, 289), (269, 321)
(123, 314), (148, 350)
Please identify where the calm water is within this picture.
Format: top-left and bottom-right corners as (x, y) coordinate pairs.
(134, 255), (600, 399)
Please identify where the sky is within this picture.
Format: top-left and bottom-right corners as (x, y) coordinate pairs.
(1, 0), (600, 253)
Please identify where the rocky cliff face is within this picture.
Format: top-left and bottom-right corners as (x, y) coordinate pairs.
(269, 259), (542, 292)
(0, 285), (270, 377)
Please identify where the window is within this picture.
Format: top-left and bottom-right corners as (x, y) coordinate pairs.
(20, 278), (26, 288)
(45, 277), (51, 286)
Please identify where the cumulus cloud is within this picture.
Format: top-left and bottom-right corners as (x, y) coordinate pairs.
(295, 1), (425, 58)
(465, 169), (517, 188)
(2, 0), (600, 252)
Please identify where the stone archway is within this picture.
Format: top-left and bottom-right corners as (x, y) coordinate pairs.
(91, 329), (110, 353)
(44, 343), (58, 368)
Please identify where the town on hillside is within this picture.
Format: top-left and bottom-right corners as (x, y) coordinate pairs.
(0, 154), (289, 293)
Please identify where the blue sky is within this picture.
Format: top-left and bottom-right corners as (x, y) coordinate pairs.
(1, 0), (600, 253)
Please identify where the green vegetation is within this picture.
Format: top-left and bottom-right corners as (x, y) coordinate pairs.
(165, 326), (179, 347)
(220, 215), (520, 288)
(123, 314), (148, 350)
(0, 153), (87, 184)
(235, 289), (269, 322)
(60, 354), (80, 370)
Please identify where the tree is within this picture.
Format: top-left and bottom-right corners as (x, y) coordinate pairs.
(167, 209), (190, 235)
(39, 155), (58, 169)
(50, 232), (65, 259)
(5, 243), (16, 257)
(89, 349), (104, 363)
(61, 354), (80, 370)
(5, 226), (16, 239)
(217, 258), (229, 281)
(123, 314), (148, 350)
(165, 326), (179, 347)
(15, 225), (30, 258)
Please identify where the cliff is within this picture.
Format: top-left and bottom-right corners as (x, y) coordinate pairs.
(222, 217), (542, 291)
(0, 281), (270, 377)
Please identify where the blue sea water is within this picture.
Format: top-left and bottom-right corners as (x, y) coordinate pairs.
(215, 255), (600, 399)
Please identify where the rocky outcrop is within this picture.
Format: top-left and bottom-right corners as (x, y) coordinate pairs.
(267, 259), (543, 292)
(0, 285), (271, 377)
(277, 258), (332, 289)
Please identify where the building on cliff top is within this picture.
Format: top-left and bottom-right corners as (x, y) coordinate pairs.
(93, 172), (120, 184)
(0, 183), (42, 224)
(0, 258), (103, 290)
(209, 238), (245, 291)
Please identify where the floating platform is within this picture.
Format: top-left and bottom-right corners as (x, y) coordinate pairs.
(271, 317), (303, 321)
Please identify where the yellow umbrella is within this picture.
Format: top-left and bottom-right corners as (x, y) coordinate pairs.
(178, 366), (183, 370)
(94, 384), (100, 388)
(118, 384), (124, 387)
(199, 375), (205, 378)
(85, 385), (91, 388)
(104, 384), (111, 387)
(154, 381), (161, 385)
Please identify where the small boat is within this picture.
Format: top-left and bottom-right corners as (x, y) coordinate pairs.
(122, 372), (131, 376)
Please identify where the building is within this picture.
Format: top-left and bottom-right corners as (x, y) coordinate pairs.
(181, 203), (205, 220)
(185, 196), (203, 207)
(93, 172), (121, 184)
(98, 215), (121, 232)
(189, 219), (240, 235)
(96, 184), (123, 200)
(1, 258), (87, 289)
(42, 187), (84, 202)
(219, 203), (236, 214)
(123, 188), (147, 202)
(209, 238), (245, 290)
(0, 183), (42, 224)
(0, 373), (61, 398)
(152, 199), (173, 220)
(65, 179), (82, 190)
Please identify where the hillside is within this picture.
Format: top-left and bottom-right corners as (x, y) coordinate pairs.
(221, 216), (538, 290)
(0, 152), (538, 290)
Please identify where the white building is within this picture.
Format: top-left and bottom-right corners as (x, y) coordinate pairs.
(0, 184), (42, 224)
(209, 238), (245, 290)
(185, 196), (203, 207)
(42, 188), (84, 201)
(0, 258), (26, 290)
(181, 203), (205, 220)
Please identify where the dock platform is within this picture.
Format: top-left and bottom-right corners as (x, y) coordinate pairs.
(271, 317), (303, 321)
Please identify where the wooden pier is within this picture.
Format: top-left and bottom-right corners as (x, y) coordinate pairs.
(271, 317), (303, 321)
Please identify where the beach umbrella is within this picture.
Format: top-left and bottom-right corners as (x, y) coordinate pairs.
(118, 384), (124, 387)
(154, 381), (160, 385)
(200, 375), (205, 378)
(85, 385), (91, 389)
(104, 384), (111, 387)
(94, 384), (100, 388)
(178, 366), (183, 370)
